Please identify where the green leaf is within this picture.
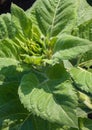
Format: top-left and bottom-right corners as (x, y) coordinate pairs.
(0, 60), (32, 130)
(46, 63), (69, 80)
(0, 13), (16, 40)
(11, 4), (32, 39)
(66, 128), (78, 130)
(0, 68), (27, 130)
(31, 115), (65, 130)
(28, 0), (78, 37)
(81, 118), (92, 130)
(77, 0), (92, 26)
(0, 38), (22, 60)
(76, 107), (87, 118)
(69, 67), (92, 94)
(80, 50), (92, 62)
(79, 59), (92, 73)
(72, 0), (92, 42)
(72, 19), (92, 41)
(18, 71), (78, 128)
(78, 118), (92, 130)
(51, 34), (92, 64)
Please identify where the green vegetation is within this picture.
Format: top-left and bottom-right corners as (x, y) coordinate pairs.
(0, 0), (92, 129)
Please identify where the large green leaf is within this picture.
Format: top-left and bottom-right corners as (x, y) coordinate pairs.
(69, 67), (92, 110)
(18, 65), (78, 128)
(54, 35), (92, 52)
(27, 0), (78, 37)
(51, 34), (92, 64)
(69, 67), (92, 94)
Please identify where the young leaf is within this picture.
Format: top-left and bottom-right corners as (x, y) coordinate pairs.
(28, 0), (78, 37)
(0, 38), (21, 60)
(11, 4), (32, 39)
(0, 13), (16, 40)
